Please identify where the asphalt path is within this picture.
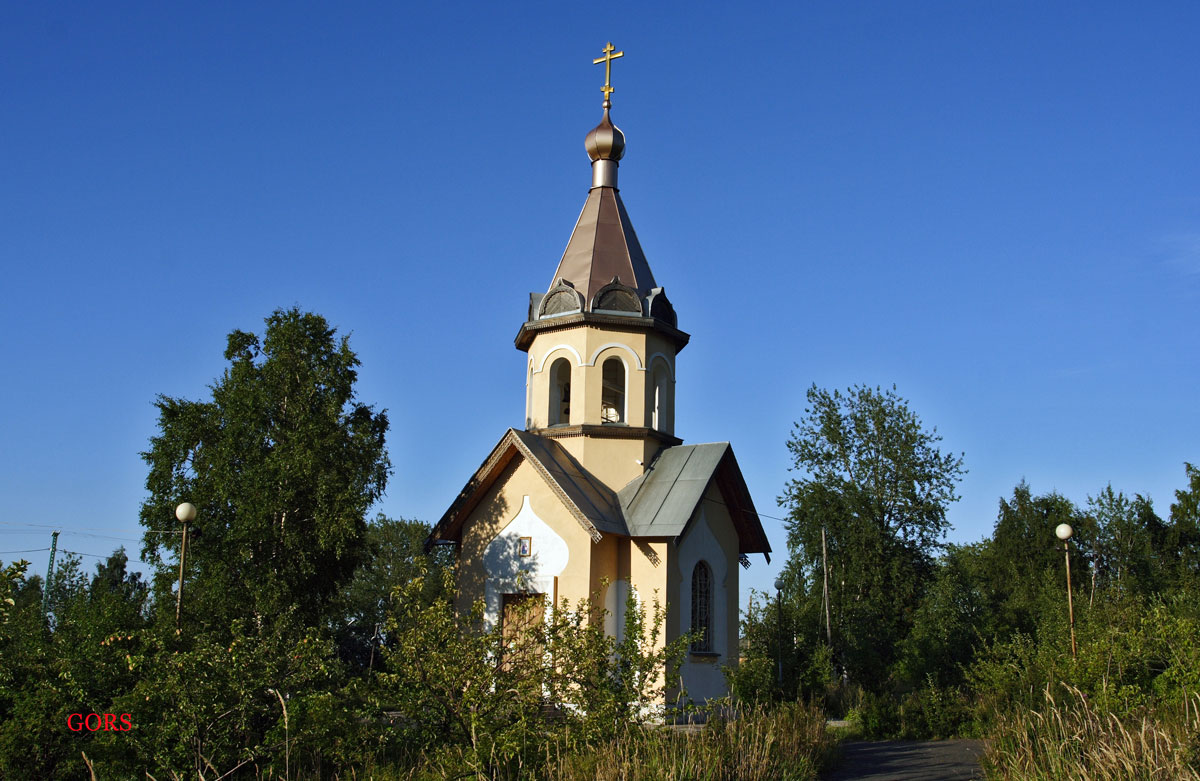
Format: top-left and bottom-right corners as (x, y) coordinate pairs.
(821, 740), (986, 781)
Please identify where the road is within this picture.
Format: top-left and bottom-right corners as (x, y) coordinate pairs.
(821, 740), (986, 781)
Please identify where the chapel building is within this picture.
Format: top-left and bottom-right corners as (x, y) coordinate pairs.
(426, 46), (770, 705)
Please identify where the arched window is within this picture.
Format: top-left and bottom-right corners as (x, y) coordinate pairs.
(549, 358), (571, 426)
(601, 358), (625, 424)
(651, 365), (670, 432)
(690, 561), (712, 653)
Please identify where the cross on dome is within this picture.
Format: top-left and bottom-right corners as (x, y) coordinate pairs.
(593, 42), (624, 107)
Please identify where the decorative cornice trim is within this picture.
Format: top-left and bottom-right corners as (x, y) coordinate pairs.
(515, 312), (689, 353)
(531, 424), (683, 446)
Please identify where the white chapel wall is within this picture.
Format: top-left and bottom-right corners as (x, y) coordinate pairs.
(674, 492), (737, 705)
(481, 495), (569, 631)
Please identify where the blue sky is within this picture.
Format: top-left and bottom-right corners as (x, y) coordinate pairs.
(3, 2), (1198, 606)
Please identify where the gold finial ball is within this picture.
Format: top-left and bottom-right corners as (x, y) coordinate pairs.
(585, 110), (625, 162)
(1055, 523), (1073, 541)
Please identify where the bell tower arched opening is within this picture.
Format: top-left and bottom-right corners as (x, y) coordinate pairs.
(549, 357), (572, 426)
(651, 362), (673, 434)
(601, 357), (625, 424)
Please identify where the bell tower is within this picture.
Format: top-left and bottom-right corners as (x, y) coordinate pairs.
(515, 43), (689, 491)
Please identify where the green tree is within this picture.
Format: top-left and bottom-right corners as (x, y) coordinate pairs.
(895, 544), (987, 689)
(729, 583), (833, 705)
(1166, 462), (1200, 589)
(976, 482), (1084, 641)
(0, 550), (155, 779)
(331, 514), (450, 673)
(1088, 485), (1165, 597)
(138, 308), (390, 630)
(780, 384), (965, 690)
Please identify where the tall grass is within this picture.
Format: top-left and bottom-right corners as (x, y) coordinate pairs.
(567, 703), (834, 781)
(984, 685), (1200, 780)
(368, 702), (835, 781)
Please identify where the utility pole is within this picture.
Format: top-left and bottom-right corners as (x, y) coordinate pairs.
(821, 526), (833, 647)
(42, 530), (59, 619)
(773, 578), (784, 698)
(175, 502), (197, 628)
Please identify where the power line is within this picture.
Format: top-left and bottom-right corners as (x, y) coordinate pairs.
(0, 521), (178, 535)
(0, 548), (50, 555)
(701, 495), (790, 524)
(60, 549), (152, 567)
(57, 532), (145, 543)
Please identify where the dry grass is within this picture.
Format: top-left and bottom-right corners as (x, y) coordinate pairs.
(369, 702), (835, 781)
(984, 685), (1200, 780)
(551, 703), (835, 781)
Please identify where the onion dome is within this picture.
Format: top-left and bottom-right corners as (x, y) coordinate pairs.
(585, 107), (625, 163)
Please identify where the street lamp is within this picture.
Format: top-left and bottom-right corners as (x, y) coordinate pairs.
(1055, 523), (1077, 660)
(175, 502), (197, 627)
(774, 577), (784, 697)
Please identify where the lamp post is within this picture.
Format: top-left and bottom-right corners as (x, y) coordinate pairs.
(1055, 523), (1077, 660)
(774, 577), (784, 698)
(175, 502), (197, 627)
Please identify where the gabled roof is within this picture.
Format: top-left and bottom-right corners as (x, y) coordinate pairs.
(427, 432), (770, 562)
(426, 429), (627, 550)
(618, 443), (772, 558)
(547, 186), (657, 305)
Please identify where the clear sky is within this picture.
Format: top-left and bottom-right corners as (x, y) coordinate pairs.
(3, 2), (1198, 607)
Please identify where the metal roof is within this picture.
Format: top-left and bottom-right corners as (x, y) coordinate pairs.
(618, 442), (772, 557)
(509, 430), (628, 537)
(546, 185), (657, 305)
(427, 429), (627, 548)
(619, 443), (728, 537)
(428, 431), (769, 559)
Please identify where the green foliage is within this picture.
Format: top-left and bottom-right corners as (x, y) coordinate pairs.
(969, 589), (1200, 726)
(0, 559), (26, 644)
(0, 551), (152, 779)
(896, 682), (978, 739)
(1087, 485), (1166, 597)
(331, 514), (450, 673)
(374, 568), (693, 777)
(727, 588), (834, 705)
(1167, 462), (1200, 588)
(894, 545), (986, 689)
(779, 384), (965, 691)
(975, 482), (1083, 642)
(139, 307), (390, 629)
(107, 617), (361, 778)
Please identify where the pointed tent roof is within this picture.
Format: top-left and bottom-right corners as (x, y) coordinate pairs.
(544, 105), (658, 305)
(548, 186), (657, 304)
(517, 103), (686, 348)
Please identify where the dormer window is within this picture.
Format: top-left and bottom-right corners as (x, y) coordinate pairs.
(549, 358), (572, 426)
(591, 277), (643, 316)
(601, 358), (625, 424)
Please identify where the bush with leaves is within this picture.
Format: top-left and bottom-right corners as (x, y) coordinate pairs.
(969, 588), (1200, 727)
(96, 615), (367, 779)
(374, 567), (691, 777)
(727, 586), (834, 706)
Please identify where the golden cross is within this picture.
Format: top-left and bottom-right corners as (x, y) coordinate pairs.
(593, 42), (624, 103)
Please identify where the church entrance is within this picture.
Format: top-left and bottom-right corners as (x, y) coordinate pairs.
(500, 592), (544, 670)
